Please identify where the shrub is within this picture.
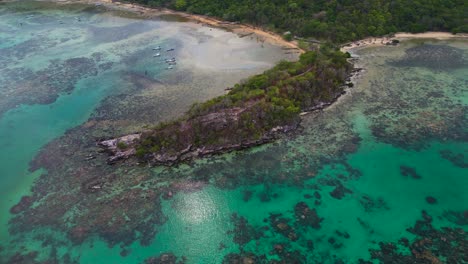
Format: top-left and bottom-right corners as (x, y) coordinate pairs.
(117, 141), (128, 150)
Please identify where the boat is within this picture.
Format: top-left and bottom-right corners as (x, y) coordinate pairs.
(152, 46), (161, 50)
(166, 48), (175, 52)
(153, 53), (161, 57)
(166, 66), (173, 70)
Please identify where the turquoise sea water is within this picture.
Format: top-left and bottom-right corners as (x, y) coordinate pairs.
(0, 1), (467, 264)
(0, 0), (287, 246)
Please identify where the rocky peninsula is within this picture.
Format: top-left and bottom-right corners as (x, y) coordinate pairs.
(99, 30), (468, 167)
(92, 0), (467, 167)
(99, 48), (355, 166)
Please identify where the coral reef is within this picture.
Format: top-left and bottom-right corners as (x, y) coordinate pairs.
(390, 45), (467, 70)
(144, 253), (186, 264)
(294, 202), (323, 229)
(361, 211), (467, 264)
(400, 165), (422, 179)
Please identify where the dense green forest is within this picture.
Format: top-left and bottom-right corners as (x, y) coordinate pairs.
(124, 48), (351, 164)
(127, 0), (467, 42)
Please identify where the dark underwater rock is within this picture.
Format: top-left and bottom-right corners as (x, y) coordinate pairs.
(242, 190), (254, 202)
(335, 230), (350, 239)
(439, 150), (468, 168)
(366, 211), (467, 264)
(294, 202), (323, 229)
(425, 196), (437, 204)
(360, 195), (390, 212)
(314, 191), (321, 199)
(6, 251), (39, 264)
(120, 248), (131, 257)
(144, 253), (184, 264)
(390, 44), (466, 70)
(330, 182), (353, 199)
(222, 252), (265, 264)
(228, 213), (263, 246)
(269, 213), (298, 241)
(400, 165), (422, 179)
(443, 210), (468, 226)
(9, 195), (34, 214)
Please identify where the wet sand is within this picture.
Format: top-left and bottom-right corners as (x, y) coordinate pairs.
(48, 0), (303, 52)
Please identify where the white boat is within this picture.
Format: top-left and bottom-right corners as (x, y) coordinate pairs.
(152, 46), (161, 50)
(153, 53), (161, 57)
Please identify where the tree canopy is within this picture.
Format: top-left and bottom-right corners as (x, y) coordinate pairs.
(127, 0), (467, 42)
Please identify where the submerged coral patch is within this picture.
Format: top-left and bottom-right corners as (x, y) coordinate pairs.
(400, 165), (422, 179)
(390, 44), (467, 70)
(363, 212), (467, 264)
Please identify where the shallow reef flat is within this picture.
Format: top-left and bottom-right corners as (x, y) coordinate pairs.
(0, 1), (467, 263)
(2, 30), (467, 264)
(0, 1), (295, 262)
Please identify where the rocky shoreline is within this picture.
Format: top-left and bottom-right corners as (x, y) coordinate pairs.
(98, 123), (299, 166)
(98, 66), (361, 167)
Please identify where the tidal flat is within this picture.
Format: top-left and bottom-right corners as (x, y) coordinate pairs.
(1, 1), (467, 264)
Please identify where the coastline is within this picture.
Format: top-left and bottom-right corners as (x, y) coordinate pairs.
(97, 50), (354, 166)
(51, 0), (303, 52)
(340, 32), (468, 53)
(32, 1), (467, 167)
(336, 32), (468, 113)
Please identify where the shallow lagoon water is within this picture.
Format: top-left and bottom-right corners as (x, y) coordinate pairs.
(0, 0), (294, 252)
(136, 41), (467, 263)
(0, 1), (467, 264)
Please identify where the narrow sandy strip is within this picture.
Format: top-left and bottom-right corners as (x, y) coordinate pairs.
(52, 0), (303, 52)
(341, 32), (468, 52)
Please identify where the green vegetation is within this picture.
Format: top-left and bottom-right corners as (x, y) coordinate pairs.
(117, 141), (128, 150)
(135, 48), (352, 161)
(126, 0), (466, 42)
(174, 0), (186, 10)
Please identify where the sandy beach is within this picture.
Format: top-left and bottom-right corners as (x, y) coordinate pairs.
(51, 0), (303, 52)
(341, 32), (468, 52)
